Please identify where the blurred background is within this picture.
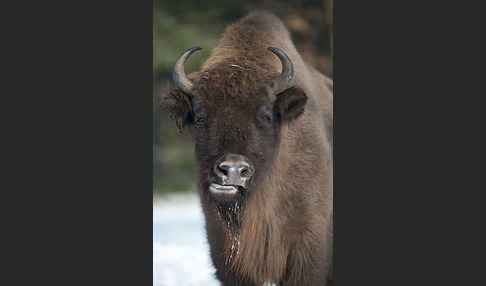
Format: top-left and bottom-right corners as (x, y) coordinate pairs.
(153, 0), (334, 195)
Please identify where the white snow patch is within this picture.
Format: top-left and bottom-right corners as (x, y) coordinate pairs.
(153, 192), (220, 286)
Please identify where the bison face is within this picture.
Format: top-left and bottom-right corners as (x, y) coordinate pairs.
(160, 46), (306, 229)
(193, 96), (276, 202)
(162, 83), (306, 191)
(193, 87), (307, 201)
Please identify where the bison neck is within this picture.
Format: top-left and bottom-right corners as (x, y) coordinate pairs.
(227, 182), (289, 284)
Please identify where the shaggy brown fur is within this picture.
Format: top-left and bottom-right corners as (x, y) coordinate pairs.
(160, 11), (333, 286)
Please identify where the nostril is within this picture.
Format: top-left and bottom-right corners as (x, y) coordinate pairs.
(217, 163), (230, 176)
(239, 166), (250, 177)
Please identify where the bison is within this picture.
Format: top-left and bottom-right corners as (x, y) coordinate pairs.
(160, 11), (333, 286)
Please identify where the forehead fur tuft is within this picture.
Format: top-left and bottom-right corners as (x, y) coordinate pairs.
(195, 60), (278, 105)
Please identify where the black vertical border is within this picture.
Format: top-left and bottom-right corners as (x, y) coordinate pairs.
(334, 1), (485, 286)
(2, 1), (153, 285)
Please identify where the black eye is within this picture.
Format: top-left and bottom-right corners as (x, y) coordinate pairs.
(258, 113), (273, 126)
(257, 103), (274, 127)
(195, 116), (207, 128)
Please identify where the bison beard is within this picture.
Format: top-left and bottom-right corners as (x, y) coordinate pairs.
(161, 11), (333, 286)
(213, 194), (246, 266)
(213, 191), (246, 234)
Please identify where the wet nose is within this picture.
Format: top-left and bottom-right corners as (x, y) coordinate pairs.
(215, 154), (254, 188)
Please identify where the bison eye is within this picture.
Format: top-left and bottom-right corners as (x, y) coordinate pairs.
(257, 104), (274, 127)
(259, 113), (272, 123)
(195, 116), (207, 128)
(257, 111), (273, 128)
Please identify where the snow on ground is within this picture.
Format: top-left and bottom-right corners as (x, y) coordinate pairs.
(153, 192), (220, 286)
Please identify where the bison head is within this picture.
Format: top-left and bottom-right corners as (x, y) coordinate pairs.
(161, 46), (307, 230)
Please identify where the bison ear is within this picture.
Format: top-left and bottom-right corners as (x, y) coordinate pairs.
(159, 85), (194, 133)
(274, 87), (307, 122)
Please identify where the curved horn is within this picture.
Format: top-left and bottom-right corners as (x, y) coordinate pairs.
(172, 46), (202, 94)
(267, 46), (294, 94)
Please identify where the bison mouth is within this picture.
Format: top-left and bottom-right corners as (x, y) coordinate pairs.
(209, 183), (248, 203)
(209, 183), (241, 195)
(209, 183), (249, 202)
